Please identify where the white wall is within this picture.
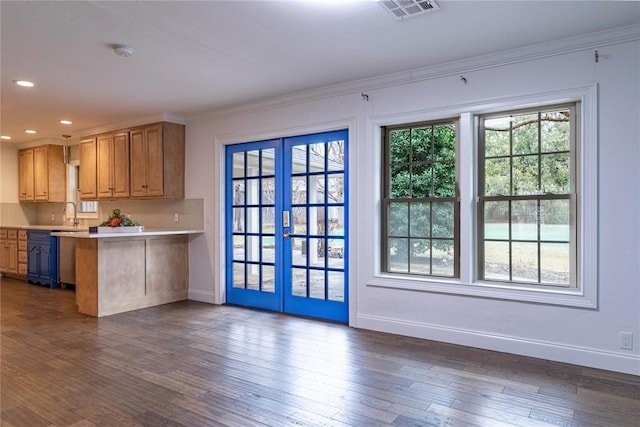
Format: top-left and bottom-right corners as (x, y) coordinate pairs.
(185, 26), (640, 374)
(0, 144), (19, 203)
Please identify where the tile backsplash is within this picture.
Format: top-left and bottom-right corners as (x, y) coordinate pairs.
(1, 199), (204, 230)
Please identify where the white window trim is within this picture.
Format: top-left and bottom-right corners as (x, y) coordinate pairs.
(66, 160), (99, 220)
(368, 85), (598, 309)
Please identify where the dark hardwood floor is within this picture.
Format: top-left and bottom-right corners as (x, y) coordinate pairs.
(1, 277), (638, 427)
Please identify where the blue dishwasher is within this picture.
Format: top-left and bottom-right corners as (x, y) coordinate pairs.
(27, 230), (59, 288)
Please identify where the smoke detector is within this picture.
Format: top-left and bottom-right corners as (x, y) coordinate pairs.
(112, 44), (134, 58)
(379, 0), (440, 20)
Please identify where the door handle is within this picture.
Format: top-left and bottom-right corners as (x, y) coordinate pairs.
(283, 231), (290, 240)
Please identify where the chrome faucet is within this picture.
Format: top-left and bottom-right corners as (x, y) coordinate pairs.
(63, 202), (79, 228)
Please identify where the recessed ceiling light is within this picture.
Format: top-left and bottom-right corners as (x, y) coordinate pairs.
(13, 80), (35, 88)
(1, 136), (12, 140)
(59, 120), (73, 125)
(24, 129), (37, 134)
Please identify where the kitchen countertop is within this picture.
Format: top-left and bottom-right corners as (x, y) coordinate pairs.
(1, 225), (89, 232)
(51, 229), (204, 238)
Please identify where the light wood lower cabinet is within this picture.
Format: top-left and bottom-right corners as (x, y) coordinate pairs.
(18, 230), (27, 276)
(1, 229), (19, 277)
(75, 235), (188, 317)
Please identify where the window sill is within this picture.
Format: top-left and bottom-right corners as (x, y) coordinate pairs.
(366, 275), (597, 309)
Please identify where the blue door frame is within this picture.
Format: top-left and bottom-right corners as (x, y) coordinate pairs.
(225, 130), (348, 323)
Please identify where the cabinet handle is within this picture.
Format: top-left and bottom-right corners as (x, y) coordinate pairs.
(142, 185), (148, 189)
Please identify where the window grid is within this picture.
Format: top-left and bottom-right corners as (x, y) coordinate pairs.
(478, 104), (576, 287)
(382, 120), (459, 278)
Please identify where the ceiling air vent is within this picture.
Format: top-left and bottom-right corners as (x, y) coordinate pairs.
(378, 0), (440, 20)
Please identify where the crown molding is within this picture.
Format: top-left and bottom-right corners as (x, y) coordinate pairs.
(191, 23), (640, 122)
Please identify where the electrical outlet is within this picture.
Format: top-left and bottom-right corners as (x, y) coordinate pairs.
(51, 214), (55, 221)
(620, 332), (633, 350)
(174, 212), (179, 223)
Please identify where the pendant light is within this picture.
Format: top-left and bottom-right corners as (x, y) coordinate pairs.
(62, 135), (71, 163)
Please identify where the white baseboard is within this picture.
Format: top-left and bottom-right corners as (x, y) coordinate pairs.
(188, 289), (216, 304)
(356, 314), (640, 376)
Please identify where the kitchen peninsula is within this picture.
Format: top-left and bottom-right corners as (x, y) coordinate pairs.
(51, 229), (203, 317)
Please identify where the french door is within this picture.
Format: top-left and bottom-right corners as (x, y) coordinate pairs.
(225, 130), (348, 323)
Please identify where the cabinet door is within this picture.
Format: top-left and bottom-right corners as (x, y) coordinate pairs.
(0, 240), (9, 272)
(34, 146), (49, 201)
(79, 138), (97, 199)
(18, 149), (34, 201)
(130, 128), (148, 197)
(97, 135), (113, 198)
(112, 133), (130, 198)
(7, 241), (18, 273)
(27, 244), (39, 276)
(145, 124), (164, 197)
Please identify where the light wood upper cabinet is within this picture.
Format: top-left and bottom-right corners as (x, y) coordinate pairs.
(18, 149), (34, 201)
(79, 138), (97, 200)
(18, 145), (65, 202)
(130, 122), (184, 199)
(97, 132), (130, 199)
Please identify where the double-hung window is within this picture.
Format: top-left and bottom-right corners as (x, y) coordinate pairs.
(381, 120), (459, 277)
(478, 103), (578, 288)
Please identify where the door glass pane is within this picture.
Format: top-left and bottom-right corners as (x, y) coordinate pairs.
(328, 271), (344, 302)
(262, 265), (275, 293)
(262, 207), (275, 234)
(311, 175), (325, 204)
(309, 269), (325, 299)
(308, 238), (324, 268)
(292, 268), (307, 296)
(232, 208), (244, 233)
(246, 150), (260, 177)
(262, 237), (275, 263)
(247, 264), (260, 290)
(232, 152), (245, 177)
(246, 179), (260, 204)
(309, 143), (325, 172)
(328, 207), (344, 236)
(327, 238), (344, 269)
(291, 237), (306, 267)
(232, 263), (245, 288)
(292, 146), (306, 173)
(311, 206), (325, 235)
(246, 208), (260, 233)
(262, 149), (275, 175)
(246, 236), (260, 262)
(327, 140), (344, 171)
(232, 181), (245, 205)
(262, 178), (275, 204)
(232, 235), (245, 261)
(291, 176), (306, 204)
(327, 173), (344, 203)
(292, 207), (307, 235)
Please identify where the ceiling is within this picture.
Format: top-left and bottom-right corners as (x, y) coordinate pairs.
(2, 0), (639, 146)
